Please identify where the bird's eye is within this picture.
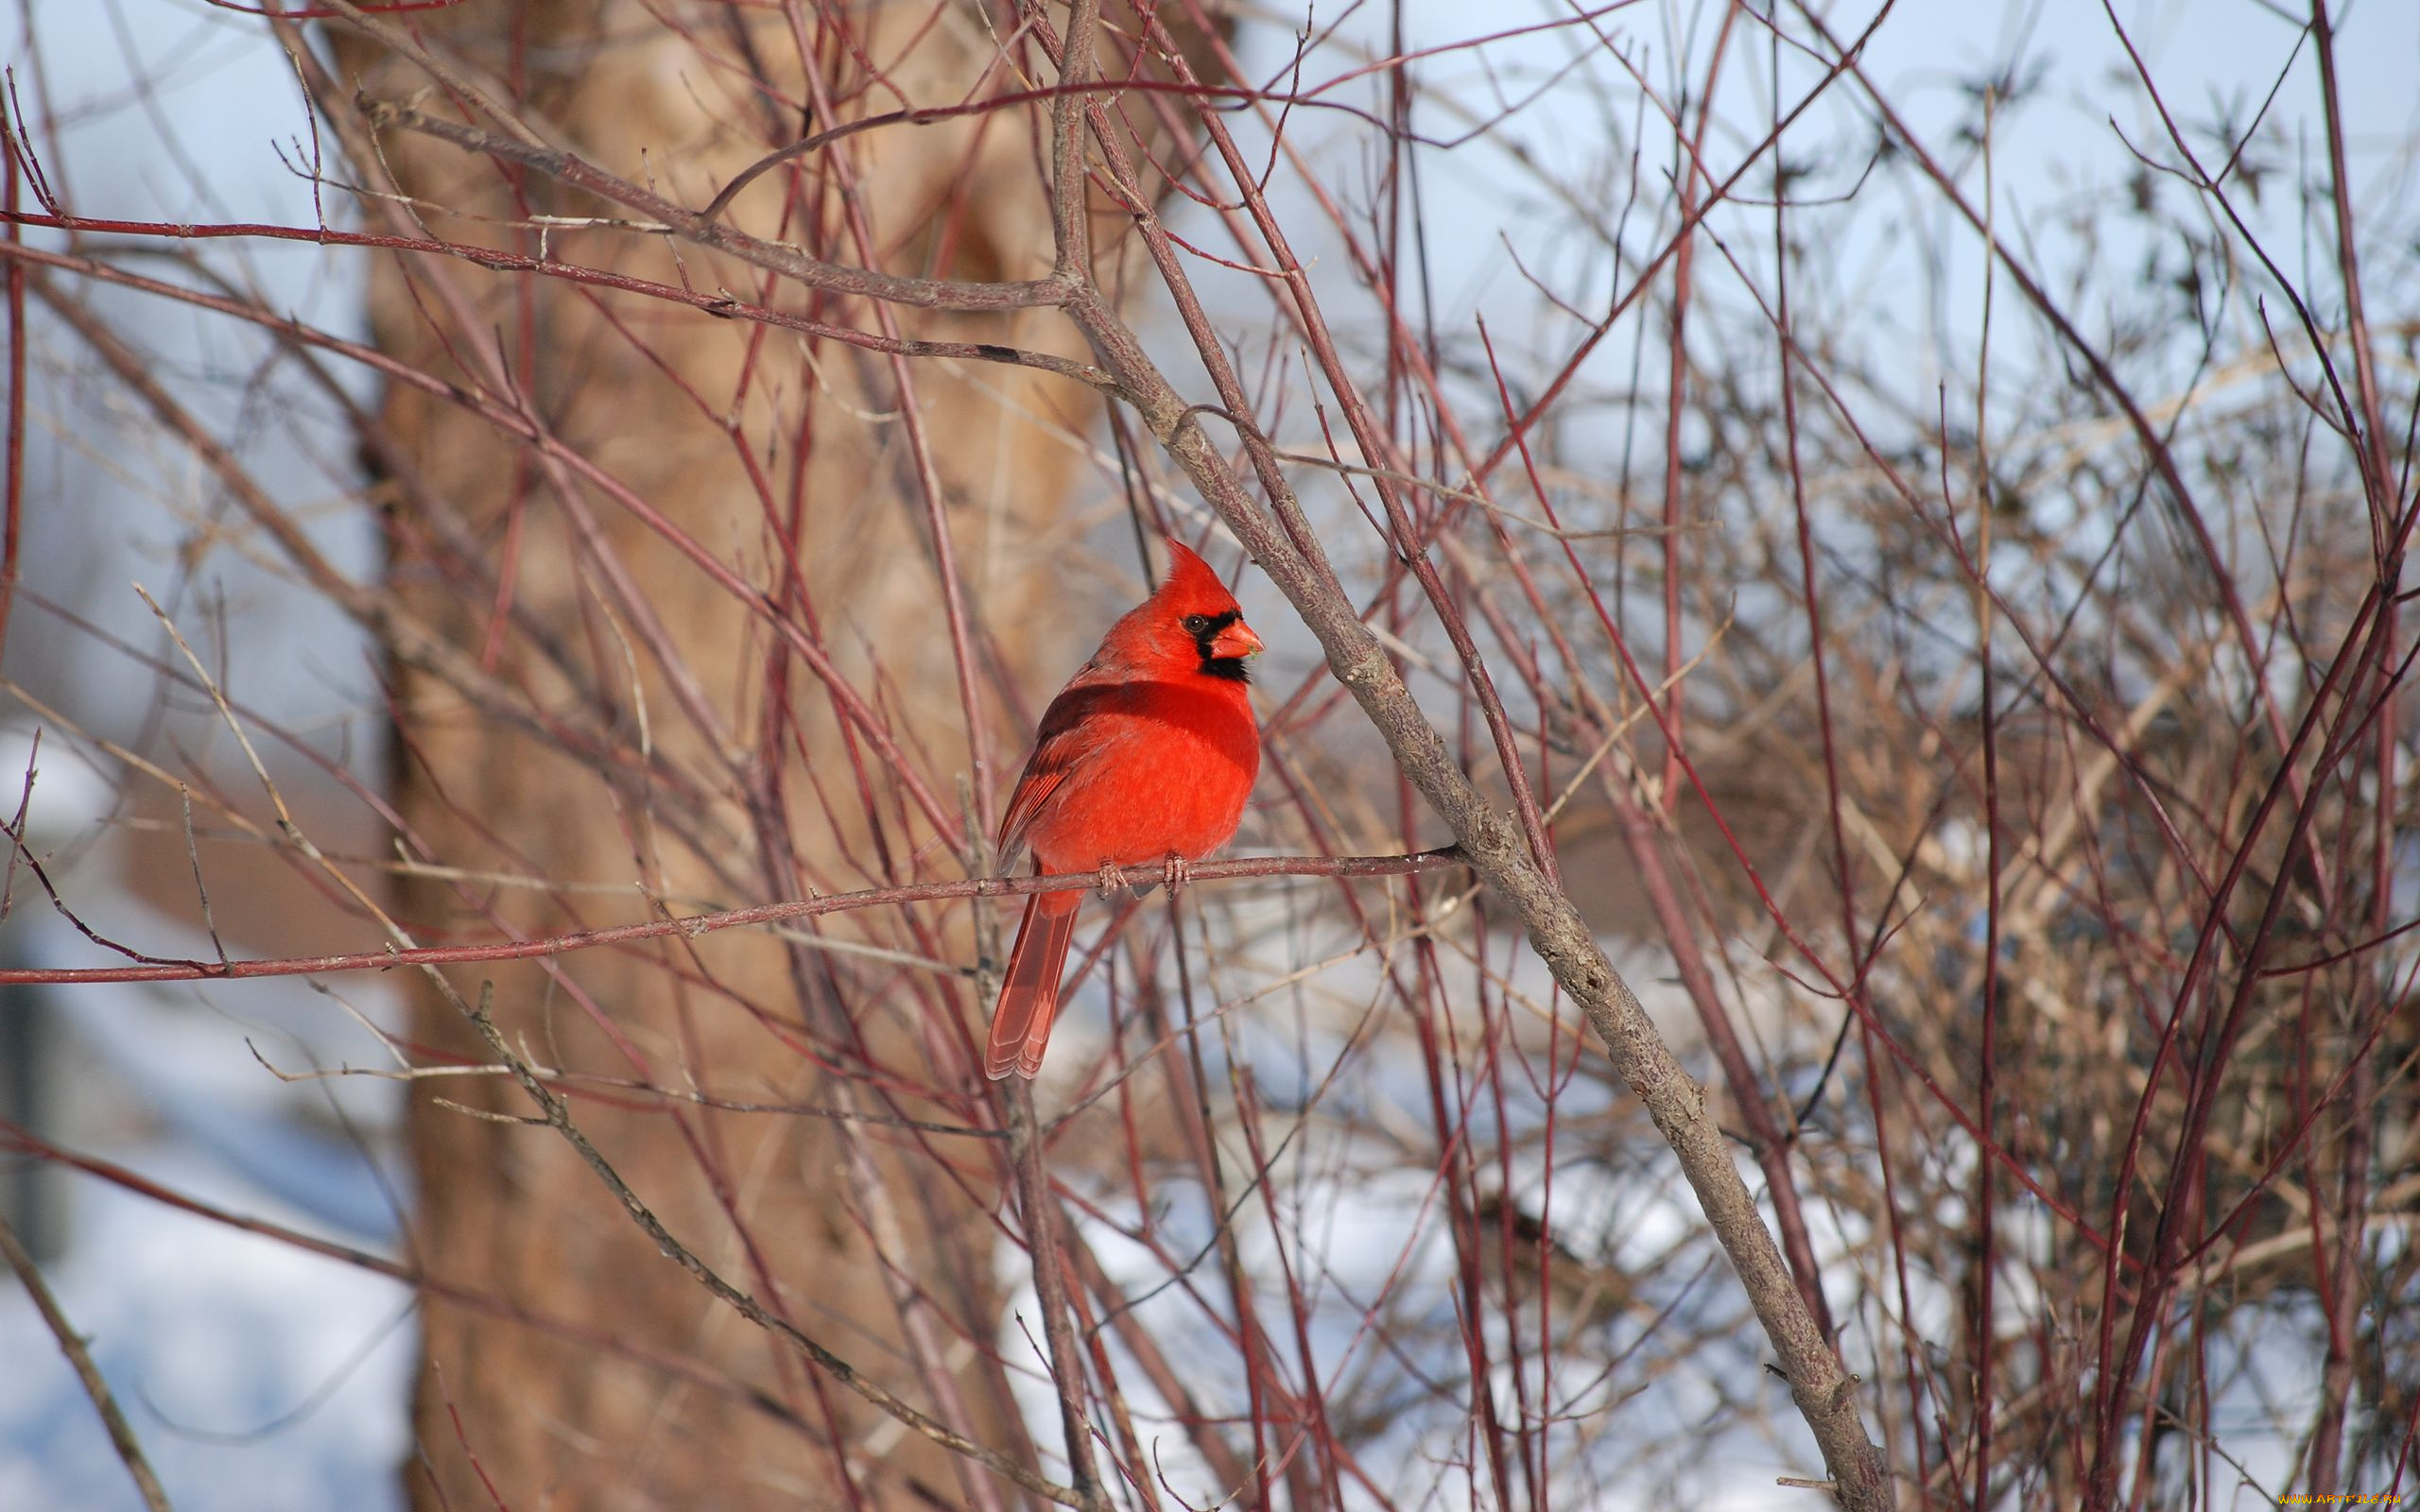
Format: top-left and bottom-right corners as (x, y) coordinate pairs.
(1181, 614), (1213, 636)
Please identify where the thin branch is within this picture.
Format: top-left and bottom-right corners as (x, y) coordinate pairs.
(360, 102), (1070, 315)
(0, 849), (1466, 985)
(0, 1210), (174, 1512)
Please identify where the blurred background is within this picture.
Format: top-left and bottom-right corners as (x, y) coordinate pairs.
(3, 0), (2415, 1507)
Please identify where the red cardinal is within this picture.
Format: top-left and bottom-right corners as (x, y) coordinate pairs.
(986, 539), (1263, 1080)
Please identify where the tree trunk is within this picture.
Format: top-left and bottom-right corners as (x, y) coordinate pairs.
(331, 4), (1206, 1504)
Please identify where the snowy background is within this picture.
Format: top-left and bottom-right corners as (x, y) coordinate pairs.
(4, 0), (2413, 1505)
(1, 2), (407, 1504)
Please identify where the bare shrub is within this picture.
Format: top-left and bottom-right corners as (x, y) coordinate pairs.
(2, 2), (2411, 1509)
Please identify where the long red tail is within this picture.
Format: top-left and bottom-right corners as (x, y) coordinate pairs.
(986, 894), (1080, 1080)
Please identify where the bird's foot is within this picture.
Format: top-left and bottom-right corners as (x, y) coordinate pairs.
(1161, 853), (1192, 897)
(1095, 859), (1135, 899)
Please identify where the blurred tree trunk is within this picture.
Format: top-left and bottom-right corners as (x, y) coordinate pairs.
(330, 4), (1216, 1505)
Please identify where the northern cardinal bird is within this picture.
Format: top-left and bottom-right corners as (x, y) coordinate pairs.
(985, 539), (1263, 1080)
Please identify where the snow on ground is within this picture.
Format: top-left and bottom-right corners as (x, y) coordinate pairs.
(0, 1139), (414, 1511)
(1, 724), (413, 1506)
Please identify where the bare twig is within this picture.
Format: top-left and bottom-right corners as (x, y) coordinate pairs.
(0, 849), (1464, 985)
(0, 1210), (174, 1512)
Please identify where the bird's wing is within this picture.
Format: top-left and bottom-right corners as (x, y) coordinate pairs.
(996, 675), (1126, 863)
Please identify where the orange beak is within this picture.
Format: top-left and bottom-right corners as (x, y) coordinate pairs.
(1212, 620), (1264, 661)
